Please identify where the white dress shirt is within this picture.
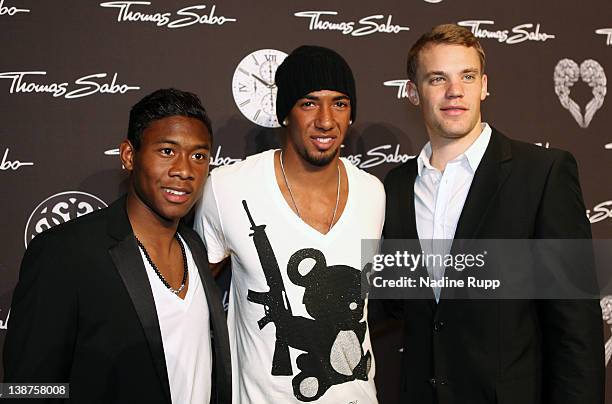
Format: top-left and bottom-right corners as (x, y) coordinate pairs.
(414, 123), (492, 301)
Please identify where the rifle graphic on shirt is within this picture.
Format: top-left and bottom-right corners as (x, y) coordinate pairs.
(242, 200), (293, 376)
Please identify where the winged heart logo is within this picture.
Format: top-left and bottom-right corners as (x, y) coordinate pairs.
(600, 296), (612, 365)
(554, 59), (607, 128)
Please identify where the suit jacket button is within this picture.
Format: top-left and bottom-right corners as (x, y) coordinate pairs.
(434, 321), (444, 331)
(429, 378), (437, 388)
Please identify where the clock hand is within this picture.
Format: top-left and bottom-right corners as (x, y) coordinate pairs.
(251, 73), (274, 88)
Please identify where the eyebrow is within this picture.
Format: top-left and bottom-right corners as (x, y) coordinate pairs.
(154, 139), (211, 150)
(424, 67), (480, 78)
(461, 68), (480, 74)
(424, 70), (447, 78)
(154, 139), (180, 146)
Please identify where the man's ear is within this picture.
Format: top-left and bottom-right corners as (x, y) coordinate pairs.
(407, 81), (420, 106)
(119, 139), (135, 171)
(480, 74), (488, 101)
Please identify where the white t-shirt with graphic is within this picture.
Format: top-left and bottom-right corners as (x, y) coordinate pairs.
(194, 150), (385, 404)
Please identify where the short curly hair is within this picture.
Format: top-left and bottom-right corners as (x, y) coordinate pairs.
(127, 88), (212, 150)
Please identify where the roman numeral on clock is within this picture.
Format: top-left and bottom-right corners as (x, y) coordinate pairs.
(239, 99), (250, 107)
(253, 109), (261, 121)
(265, 54), (277, 62)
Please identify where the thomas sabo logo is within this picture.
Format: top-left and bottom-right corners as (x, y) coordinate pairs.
(99, 1), (237, 28)
(0, 0), (29, 16)
(294, 11), (409, 37)
(0, 71), (140, 99)
(384, 80), (409, 99)
(596, 28), (612, 46)
(458, 20), (555, 44)
(587, 200), (612, 225)
(343, 145), (415, 169)
(1, 147), (34, 171)
(24, 191), (108, 247)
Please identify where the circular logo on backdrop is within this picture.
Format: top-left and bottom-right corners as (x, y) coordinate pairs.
(232, 48), (288, 128)
(24, 191), (107, 247)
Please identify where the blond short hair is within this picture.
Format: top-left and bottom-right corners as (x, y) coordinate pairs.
(406, 24), (486, 82)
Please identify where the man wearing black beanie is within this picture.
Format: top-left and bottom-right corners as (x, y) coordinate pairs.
(195, 45), (384, 403)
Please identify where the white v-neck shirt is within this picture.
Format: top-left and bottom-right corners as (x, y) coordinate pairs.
(139, 234), (212, 404)
(194, 150), (385, 404)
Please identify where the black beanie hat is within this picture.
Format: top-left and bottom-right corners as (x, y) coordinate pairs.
(275, 45), (356, 126)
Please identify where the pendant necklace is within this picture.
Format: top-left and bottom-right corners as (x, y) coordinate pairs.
(279, 150), (340, 233)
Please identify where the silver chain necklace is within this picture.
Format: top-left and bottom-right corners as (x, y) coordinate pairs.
(279, 150), (340, 233)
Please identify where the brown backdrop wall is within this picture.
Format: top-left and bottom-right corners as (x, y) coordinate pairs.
(1, 1), (611, 401)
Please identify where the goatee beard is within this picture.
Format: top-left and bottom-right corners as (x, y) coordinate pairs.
(301, 148), (339, 167)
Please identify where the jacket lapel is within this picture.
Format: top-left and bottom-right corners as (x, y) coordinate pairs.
(440, 129), (513, 300)
(179, 225), (232, 404)
(453, 129), (512, 240)
(106, 197), (172, 404)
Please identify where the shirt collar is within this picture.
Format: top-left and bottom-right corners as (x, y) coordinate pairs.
(416, 142), (433, 176)
(417, 122), (492, 176)
(464, 122), (491, 172)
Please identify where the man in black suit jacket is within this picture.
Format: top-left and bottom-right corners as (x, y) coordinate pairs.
(375, 24), (604, 403)
(3, 89), (231, 403)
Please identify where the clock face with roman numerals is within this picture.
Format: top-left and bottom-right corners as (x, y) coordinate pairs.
(232, 48), (288, 128)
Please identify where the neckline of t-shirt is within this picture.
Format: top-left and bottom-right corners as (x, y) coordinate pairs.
(265, 149), (354, 243)
(140, 233), (200, 307)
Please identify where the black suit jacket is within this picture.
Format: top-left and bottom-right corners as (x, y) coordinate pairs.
(377, 129), (604, 404)
(3, 196), (231, 404)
